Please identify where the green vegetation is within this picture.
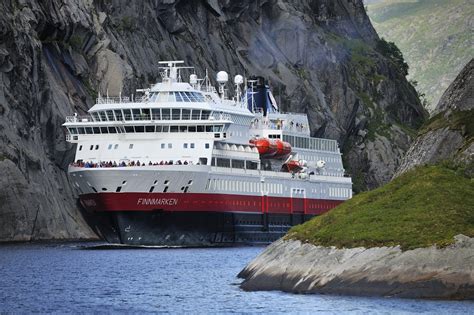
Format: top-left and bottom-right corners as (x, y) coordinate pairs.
(357, 92), (391, 141)
(376, 38), (408, 76)
(117, 16), (136, 32)
(69, 35), (83, 51)
(420, 109), (474, 139)
(287, 164), (474, 250)
(366, 0), (473, 110)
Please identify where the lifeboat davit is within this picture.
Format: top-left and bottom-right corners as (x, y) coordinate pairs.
(250, 138), (292, 159)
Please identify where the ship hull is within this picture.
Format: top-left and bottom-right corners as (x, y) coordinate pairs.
(80, 192), (342, 246)
(92, 211), (314, 246)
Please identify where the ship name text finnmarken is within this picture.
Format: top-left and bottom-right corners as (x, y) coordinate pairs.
(137, 198), (178, 206)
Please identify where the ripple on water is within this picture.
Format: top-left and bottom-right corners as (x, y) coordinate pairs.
(0, 243), (472, 314)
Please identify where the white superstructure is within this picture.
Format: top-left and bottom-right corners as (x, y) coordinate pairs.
(63, 61), (352, 212)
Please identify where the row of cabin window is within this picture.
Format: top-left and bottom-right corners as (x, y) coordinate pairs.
(79, 142), (211, 151)
(211, 158), (259, 170)
(91, 108), (211, 122)
(207, 179), (283, 195)
(282, 134), (338, 152)
(68, 124), (224, 135)
(328, 186), (352, 198)
(148, 92), (206, 103)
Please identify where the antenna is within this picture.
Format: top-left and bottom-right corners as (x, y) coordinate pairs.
(247, 79), (258, 113)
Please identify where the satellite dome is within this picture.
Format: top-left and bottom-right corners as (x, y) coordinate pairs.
(234, 75), (244, 85)
(189, 74), (198, 84)
(216, 71), (229, 83)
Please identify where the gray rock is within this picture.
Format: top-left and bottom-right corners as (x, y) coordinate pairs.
(395, 59), (473, 177)
(239, 237), (474, 299)
(0, 0), (425, 241)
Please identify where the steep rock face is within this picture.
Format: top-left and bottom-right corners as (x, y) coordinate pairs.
(0, 0), (425, 241)
(394, 58), (473, 177)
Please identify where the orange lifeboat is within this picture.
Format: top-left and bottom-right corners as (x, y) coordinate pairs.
(274, 140), (292, 158)
(282, 160), (302, 173)
(251, 138), (277, 157)
(250, 138), (292, 159)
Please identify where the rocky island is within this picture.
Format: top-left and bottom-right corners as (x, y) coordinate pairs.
(239, 59), (474, 300)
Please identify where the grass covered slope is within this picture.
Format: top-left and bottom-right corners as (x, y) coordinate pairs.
(288, 165), (474, 250)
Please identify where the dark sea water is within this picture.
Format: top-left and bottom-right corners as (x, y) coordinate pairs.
(0, 243), (472, 314)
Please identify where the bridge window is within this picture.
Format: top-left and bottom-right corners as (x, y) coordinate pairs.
(132, 109), (141, 120)
(95, 145), (99, 150)
(108, 127), (117, 133)
(106, 110), (114, 121)
(129, 144), (134, 149)
(134, 126), (144, 133)
(188, 126), (196, 132)
(151, 108), (160, 120)
(205, 143), (210, 149)
(93, 127), (100, 134)
(191, 110), (201, 120)
(124, 126), (134, 133)
(161, 143), (165, 149)
(182, 109), (190, 120)
(141, 109), (151, 120)
(100, 127), (108, 134)
(99, 111), (107, 121)
(123, 109), (132, 121)
(201, 110), (211, 120)
(172, 109), (181, 120)
(162, 108), (170, 120)
(190, 143), (195, 149)
(183, 143), (188, 149)
(168, 143), (172, 148)
(114, 110), (123, 121)
(156, 126), (162, 132)
(114, 144), (118, 149)
(92, 112), (100, 121)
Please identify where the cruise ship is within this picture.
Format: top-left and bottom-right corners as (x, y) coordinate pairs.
(63, 61), (352, 245)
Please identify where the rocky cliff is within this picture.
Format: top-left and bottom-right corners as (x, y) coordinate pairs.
(394, 58), (473, 177)
(0, 0), (425, 241)
(239, 236), (474, 299)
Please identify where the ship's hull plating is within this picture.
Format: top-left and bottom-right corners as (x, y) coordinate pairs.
(93, 211), (313, 246)
(81, 192), (342, 246)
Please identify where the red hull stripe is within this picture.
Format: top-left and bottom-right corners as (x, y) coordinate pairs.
(80, 192), (343, 215)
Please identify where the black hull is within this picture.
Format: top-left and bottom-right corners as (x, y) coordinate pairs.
(91, 211), (314, 246)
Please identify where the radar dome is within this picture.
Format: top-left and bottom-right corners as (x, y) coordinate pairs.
(234, 75), (244, 85)
(189, 74), (198, 84)
(216, 71), (229, 83)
